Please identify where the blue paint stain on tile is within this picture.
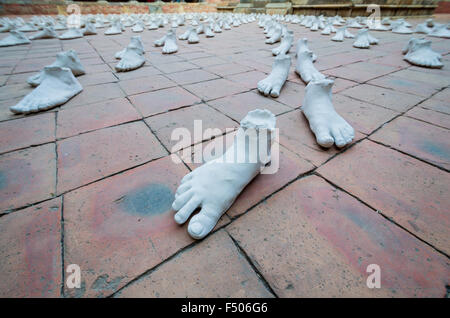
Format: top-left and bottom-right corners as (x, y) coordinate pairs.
(421, 141), (449, 161)
(119, 183), (174, 216)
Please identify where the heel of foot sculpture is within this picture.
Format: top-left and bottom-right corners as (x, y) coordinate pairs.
(11, 66), (83, 114)
(295, 50), (325, 84)
(172, 109), (276, 240)
(257, 53), (291, 97)
(302, 78), (354, 148)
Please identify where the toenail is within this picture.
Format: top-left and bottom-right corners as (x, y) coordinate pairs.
(190, 222), (203, 236)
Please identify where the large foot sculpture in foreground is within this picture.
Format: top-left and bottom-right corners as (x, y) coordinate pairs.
(302, 78), (354, 148)
(11, 66), (82, 114)
(172, 109), (276, 239)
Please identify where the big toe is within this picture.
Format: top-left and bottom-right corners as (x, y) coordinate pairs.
(187, 209), (219, 240)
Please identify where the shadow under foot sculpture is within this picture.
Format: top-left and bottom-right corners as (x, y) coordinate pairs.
(257, 54), (291, 97)
(162, 29), (178, 54)
(59, 28), (83, 40)
(272, 31), (293, 56)
(295, 50), (325, 84)
(115, 47), (145, 72)
(10, 66), (82, 114)
(0, 30), (30, 47)
(28, 50), (85, 86)
(115, 36), (144, 59)
(29, 26), (58, 40)
(172, 109), (276, 240)
(403, 38), (443, 68)
(302, 78), (354, 148)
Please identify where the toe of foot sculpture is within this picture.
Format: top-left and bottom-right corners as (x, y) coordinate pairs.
(172, 109), (276, 239)
(0, 30), (30, 47)
(302, 78), (355, 148)
(402, 37), (443, 68)
(258, 53), (291, 97)
(10, 66), (83, 114)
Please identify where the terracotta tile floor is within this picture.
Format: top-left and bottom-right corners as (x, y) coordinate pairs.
(0, 16), (449, 298)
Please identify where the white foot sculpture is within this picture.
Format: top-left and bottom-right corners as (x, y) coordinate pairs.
(115, 36), (144, 59)
(272, 31), (293, 56)
(302, 78), (354, 148)
(296, 38), (317, 62)
(59, 28), (83, 40)
(257, 54), (291, 97)
(331, 27), (345, 41)
(0, 30), (30, 47)
(105, 22), (122, 35)
(162, 29), (178, 54)
(265, 25), (282, 44)
(115, 47), (145, 72)
(132, 21), (144, 33)
(172, 109), (276, 240)
(188, 29), (199, 44)
(353, 29), (378, 49)
(28, 50), (85, 86)
(29, 26), (58, 40)
(179, 26), (194, 40)
(403, 38), (443, 68)
(295, 51), (325, 84)
(10, 66), (83, 114)
(82, 22), (97, 35)
(429, 24), (450, 38)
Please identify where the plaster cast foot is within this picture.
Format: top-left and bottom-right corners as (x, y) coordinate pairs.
(0, 30), (30, 47)
(403, 38), (443, 68)
(132, 21), (144, 33)
(188, 30), (199, 44)
(154, 35), (166, 47)
(28, 50), (85, 86)
(331, 28), (345, 41)
(353, 29), (371, 49)
(296, 38), (317, 62)
(265, 25), (282, 44)
(295, 51), (325, 84)
(83, 22), (97, 35)
(105, 23), (122, 35)
(179, 26), (193, 40)
(272, 31), (293, 56)
(258, 54), (291, 97)
(302, 78), (354, 148)
(115, 47), (145, 72)
(115, 36), (144, 59)
(162, 30), (178, 54)
(10, 66), (82, 114)
(59, 28), (83, 40)
(172, 109), (276, 240)
(29, 26), (58, 40)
